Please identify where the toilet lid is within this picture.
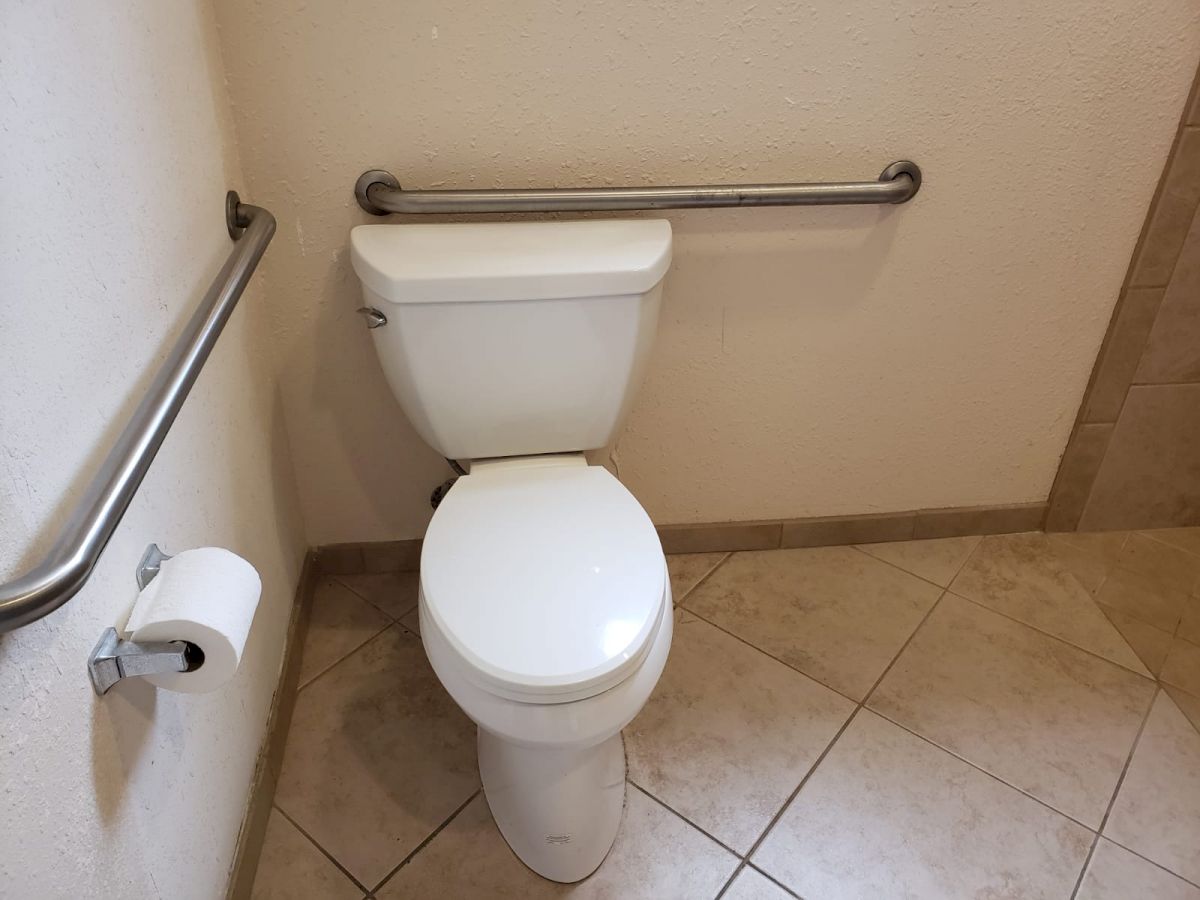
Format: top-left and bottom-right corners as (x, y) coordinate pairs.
(420, 460), (666, 702)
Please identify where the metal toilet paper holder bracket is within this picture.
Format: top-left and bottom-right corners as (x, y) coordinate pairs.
(87, 544), (204, 696)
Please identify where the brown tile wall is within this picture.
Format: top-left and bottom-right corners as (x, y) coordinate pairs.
(1047, 62), (1200, 533)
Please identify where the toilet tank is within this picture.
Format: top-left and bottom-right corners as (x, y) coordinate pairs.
(350, 219), (672, 461)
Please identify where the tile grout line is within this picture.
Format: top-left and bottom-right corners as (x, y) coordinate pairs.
(273, 803), (374, 896)
(678, 603), (860, 707)
(295, 621), (396, 695)
(722, 704), (866, 897)
(1103, 831), (1200, 891)
(744, 861), (806, 900)
(1137, 529), (1200, 563)
(953, 530), (1162, 681)
(713, 857), (806, 900)
(626, 781), (748, 864)
(370, 788), (483, 896)
(1068, 685), (1161, 900)
(726, 590), (952, 897)
(628, 780), (822, 898)
(946, 588), (1157, 682)
(332, 572), (419, 624)
(865, 708), (1103, 834)
(849, 547), (960, 595)
(672, 551), (733, 607)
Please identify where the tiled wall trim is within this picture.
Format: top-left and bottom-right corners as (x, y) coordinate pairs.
(1082, 288), (1165, 423)
(658, 521), (784, 554)
(314, 540), (422, 575)
(1078, 384), (1200, 531)
(317, 503), (1051, 569)
(910, 503), (1047, 540)
(1133, 209), (1200, 385)
(226, 552), (318, 900)
(1130, 127), (1200, 287)
(1048, 59), (1200, 532)
(1044, 424), (1114, 532)
(781, 511), (915, 548)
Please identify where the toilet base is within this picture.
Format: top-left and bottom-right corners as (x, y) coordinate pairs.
(478, 727), (626, 883)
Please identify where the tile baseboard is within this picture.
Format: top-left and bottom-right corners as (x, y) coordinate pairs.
(226, 551), (318, 900)
(660, 503), (1046, 552)
(314, 539), (423, 576)
(314, 504), (1050, 570)
(666, 503), (1047, 553)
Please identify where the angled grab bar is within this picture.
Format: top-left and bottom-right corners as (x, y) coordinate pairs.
(0, 193), (275, 632)
(355, 160), (921, 215)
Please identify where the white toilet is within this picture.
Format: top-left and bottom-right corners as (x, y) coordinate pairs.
(349, 219), (674, 883)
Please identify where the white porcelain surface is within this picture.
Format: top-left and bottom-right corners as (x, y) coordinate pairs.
(478, 729), (626, 883)
(351, 220), (672, 304)
(422, 458), (665, 701)
(353, 221), (670, 460)
(420, 586), (673, 749)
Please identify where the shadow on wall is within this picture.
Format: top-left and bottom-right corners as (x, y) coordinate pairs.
(90, 678), (161, 823)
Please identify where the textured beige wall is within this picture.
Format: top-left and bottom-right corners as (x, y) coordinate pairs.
(0, 2), (305, 895)
(213, 0), (1200, 543)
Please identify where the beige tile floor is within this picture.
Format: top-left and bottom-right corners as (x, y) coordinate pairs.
(252, 530), (1200, 899)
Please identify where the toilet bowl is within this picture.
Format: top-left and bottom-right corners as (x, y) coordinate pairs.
(419, 454), (671, 881)
(349, 217), (674, 882)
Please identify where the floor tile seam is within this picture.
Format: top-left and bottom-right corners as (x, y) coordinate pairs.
(738, 704), (866, 878)
(1093, 595), (1177, 645)
(865, 706), (1102, 833)
(950, 531), (988, 585)
(627, 780), (746, 860)
(713, 860), (806, 900)
(846, 543), (957, 592)
(673, 551), (733, 606)
(859, 588), (948, 707)
(1100, 835), (1200, 891)
(673, 603), (861, 706)
(369, 787), (483, 896)
(735, 597), (947, 888)
(712, 861), (747, 900)
(744, 861), (806, 899)
(1103, 561), (1197, 622)
(1167, 632), (1200, 652)
(295, 621), (397, 694)
(945, 588), (1157, 681)
(1136, 530), (1200, 565)
(944, 532), (986, 586)
(1070, 685), (1163, 899)
(272, 802), (373, 895)
(330, 573), (412, 622)
(860, 588), (1135, 834)
(1160, 665), (1200, 698)
(1161, 684), (1200, 739)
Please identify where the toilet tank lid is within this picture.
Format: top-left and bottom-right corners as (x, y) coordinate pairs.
(350, 219), (672, 304)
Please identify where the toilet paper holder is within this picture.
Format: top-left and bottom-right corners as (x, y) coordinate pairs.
(87, 544), (205, 696)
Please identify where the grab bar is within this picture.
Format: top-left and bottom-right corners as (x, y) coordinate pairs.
(0, 192), (275, 632)
(355, 160), (921, 215)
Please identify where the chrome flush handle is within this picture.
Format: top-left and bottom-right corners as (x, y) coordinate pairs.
(356, 307), (388, 329)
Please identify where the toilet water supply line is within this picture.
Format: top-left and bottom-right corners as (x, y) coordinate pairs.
(354, 161), (922, 215)
(0, 193), (275, 632)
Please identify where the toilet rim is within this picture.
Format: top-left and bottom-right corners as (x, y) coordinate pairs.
(419, 459), (667, 704)
(418, 568), (670, 705)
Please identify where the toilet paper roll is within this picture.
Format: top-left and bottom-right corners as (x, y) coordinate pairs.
(125, 547), (262, 693)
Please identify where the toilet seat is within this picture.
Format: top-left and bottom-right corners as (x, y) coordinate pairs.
(420, 455), (666, 704)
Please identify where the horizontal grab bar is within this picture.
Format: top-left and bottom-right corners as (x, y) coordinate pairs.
(355, 160), (921, 215)
(0, 193), (276, 632)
